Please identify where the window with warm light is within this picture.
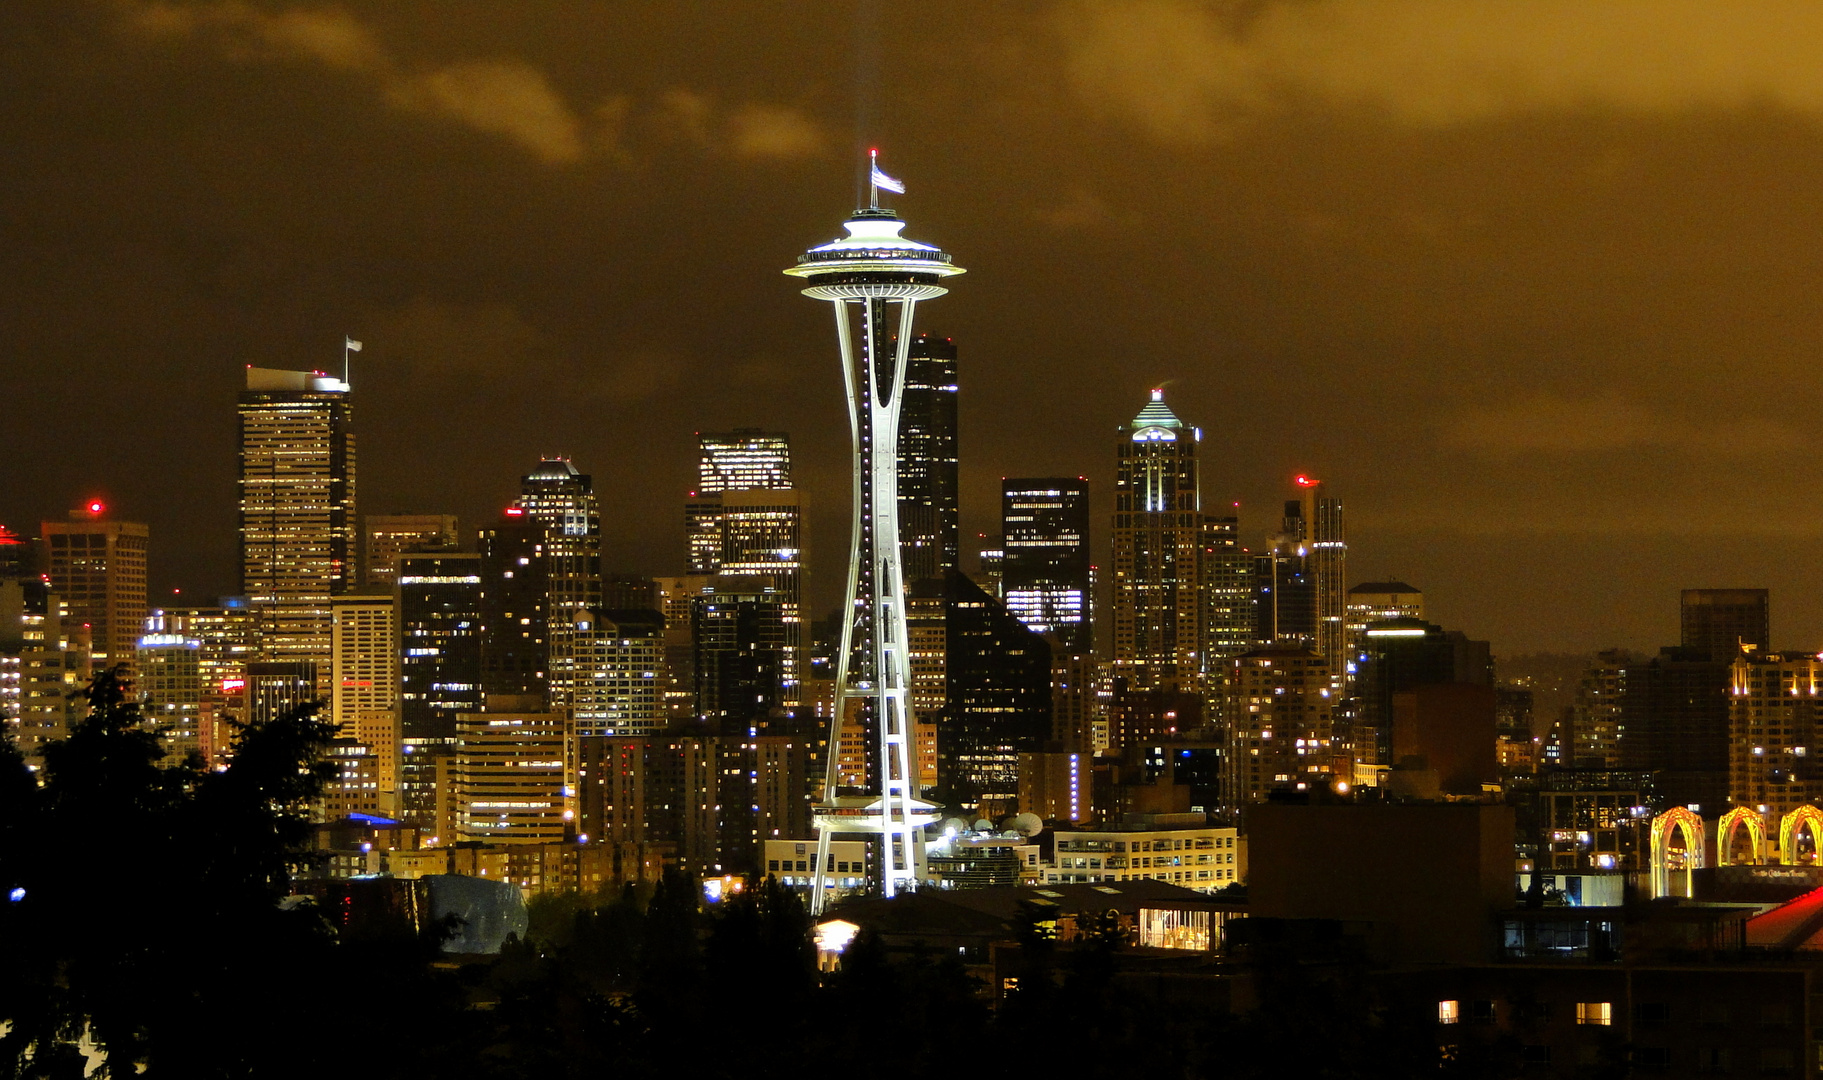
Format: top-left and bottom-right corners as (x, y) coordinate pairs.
(1577, 1001), (1612, 1026)
(1438, 1000), (1460, 1024)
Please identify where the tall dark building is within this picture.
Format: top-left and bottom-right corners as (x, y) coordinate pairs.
(1681, 588), (1769, 662)
(692, 574), (789, 735)
(897, 333), (959, 582)
(940, 570), (1052, 814)
(1001, 478), (1091, 654)
(477, 512), (549, 701)
(1618, 647), (1731, 813)
(1254, 500), (1316, 646)
(1353, 617), (1493, 768)
(398, 551), (482, 830)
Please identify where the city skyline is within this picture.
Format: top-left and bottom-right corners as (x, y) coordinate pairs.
(11, 4), (1823, 656)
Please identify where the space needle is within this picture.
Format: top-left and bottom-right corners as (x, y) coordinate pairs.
(785, 152), (963, 910)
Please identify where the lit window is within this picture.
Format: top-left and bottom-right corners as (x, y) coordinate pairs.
(1438, 1000), (1460, 1024)
(1577, 1001), (1612, 1026)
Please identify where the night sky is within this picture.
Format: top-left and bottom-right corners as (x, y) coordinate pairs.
(6, 1), (1823, 656)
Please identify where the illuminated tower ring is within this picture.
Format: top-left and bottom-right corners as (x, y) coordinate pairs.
(786, 162), (963, 910)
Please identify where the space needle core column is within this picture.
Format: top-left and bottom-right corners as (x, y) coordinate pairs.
(785, 154), (963, 911)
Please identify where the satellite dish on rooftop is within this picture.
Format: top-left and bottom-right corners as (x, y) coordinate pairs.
(973, 819), (994, 832)
(940, 817), (969, 835)
(1010, 813), (1043, 838)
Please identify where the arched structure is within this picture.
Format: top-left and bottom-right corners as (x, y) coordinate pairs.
(1649, 808), (1706, 898)
(1717, 807), (1767, 866)
(1780, 805), (1823, 866)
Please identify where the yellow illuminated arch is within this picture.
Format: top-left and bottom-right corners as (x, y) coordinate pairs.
(1650, 808), (1705, 898)
(1717, 807), (1766, 866)
(1781, 805), (1823, 866)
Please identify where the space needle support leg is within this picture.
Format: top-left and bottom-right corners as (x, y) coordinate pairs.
(811, 297), (862, 915)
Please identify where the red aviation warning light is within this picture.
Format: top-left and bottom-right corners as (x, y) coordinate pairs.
(1294, 475), (1317, 488)
(86, 500), (105, 515)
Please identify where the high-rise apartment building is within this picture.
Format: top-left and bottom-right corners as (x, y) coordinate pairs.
(1002, 478), (1092, 654)
(1222, 643), (1336, 807)
(42, 508), (148, 676)
(1571, 649), (1636, 769)
(136, 626), (203, 760)
(1682, 589), (1769, 663)
(1296, 476), (1347, 684)
(1, 577), (90, 762)
(1200, 515), (1254, 677)
(898, 333), (959, 582)
(239, 367), (355, 689)
(1112, 389), (1204, 693)
(363, 514), (459, 587)
(1728, 650), (1821, 823)
(567, 608), (666, 740)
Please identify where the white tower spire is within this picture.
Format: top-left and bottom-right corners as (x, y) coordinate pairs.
(785, 155), (963, 911)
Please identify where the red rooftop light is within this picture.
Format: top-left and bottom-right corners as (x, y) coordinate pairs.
(87, 500), (105, 515)
(1294, 475), (1317, 487)
(505, 507), (524, 517)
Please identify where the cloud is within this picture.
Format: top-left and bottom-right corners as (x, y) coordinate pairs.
(398, 61), (583, 164)
(121, 2), (821, 166)
(1060, 0), (1823, 140)
(727, 103), (827, 160)
(1441, 395), (1805, 459)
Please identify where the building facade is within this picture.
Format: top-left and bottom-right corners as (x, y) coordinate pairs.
(1001, 478), (1091, 654)
(41, 510), (148, 677)
(1112, 389), (1204, 694)
(238, 367), (356, 690)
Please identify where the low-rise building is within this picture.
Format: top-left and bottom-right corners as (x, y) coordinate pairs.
(1044, 814), (1240, 892)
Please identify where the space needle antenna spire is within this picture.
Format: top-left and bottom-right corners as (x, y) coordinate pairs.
(785, 151), (960, 913)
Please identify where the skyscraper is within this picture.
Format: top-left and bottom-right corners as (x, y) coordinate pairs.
(698, 429), (791, 492)
(1221, 643), (1335, 807)
(784, 160), (963, 903)
(1297, 475), (1347, 684)
(1001, 478), (1092, 654)
(238, 367), (355, 689)
(42, 507), (148, 677)
(939, 570), (1053, 816)
(692, 575), (790, 734)
(477, 511), (549, 701)
(683, 433), (803, 702)
(1112, 389), (1204, 694)
(1199, 514), (1254, 673)
(1254, 499), (1316, 647)
(898, 333), (960, 582)
(517, 459), (601, 717)
(1682, 588), (1769, 662)
(330, 592), (400, 812)
(363, 514), (459, 587)
(398, 551), (483, 832)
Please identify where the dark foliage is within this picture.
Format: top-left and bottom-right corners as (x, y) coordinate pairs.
(2, 670), (1530, 1080)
